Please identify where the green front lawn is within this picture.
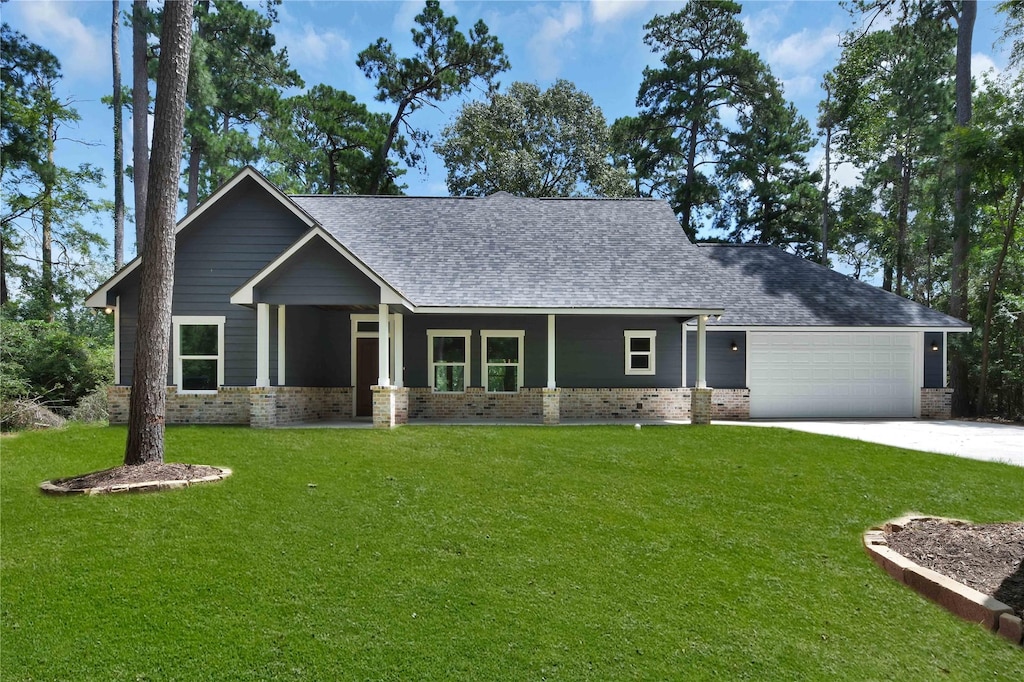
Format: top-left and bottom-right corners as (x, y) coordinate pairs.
(2, 425), (1022, 680)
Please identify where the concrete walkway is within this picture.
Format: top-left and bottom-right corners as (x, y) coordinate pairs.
(715, 419), (1024, 467)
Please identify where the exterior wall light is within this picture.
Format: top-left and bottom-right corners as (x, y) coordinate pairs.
(104, 307), (114, 315)
(931, 341), (940, 352)
(730, 340), (738, 352)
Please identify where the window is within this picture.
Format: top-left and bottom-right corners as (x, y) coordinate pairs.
(428, 330), (471, 392)
(624, 330), (656, 375)
(481, 331), (524, 392)
(173, 316), (225, 392)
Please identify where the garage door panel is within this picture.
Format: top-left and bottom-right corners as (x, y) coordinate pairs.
(750, 332), (916, 418)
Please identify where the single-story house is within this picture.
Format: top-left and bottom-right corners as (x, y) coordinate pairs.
(87, 167), (968, 428)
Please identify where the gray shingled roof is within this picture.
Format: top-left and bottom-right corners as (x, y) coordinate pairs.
(698, 244), (969, 328)
(289, 192), (967, 328)
(291, 192), (727, 309)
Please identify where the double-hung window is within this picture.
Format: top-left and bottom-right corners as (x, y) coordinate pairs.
(173, 316), (225, 392)
(624, 330), (656, 376)
(481, 330), (524, 393)
(428, 330), (471, 392)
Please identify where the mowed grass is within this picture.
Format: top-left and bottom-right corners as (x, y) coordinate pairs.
(2, 425), (1022, 680)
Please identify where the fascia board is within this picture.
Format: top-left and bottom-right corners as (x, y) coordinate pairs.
(683, 323), (973, 332)
(407, 306), (726, 316)
(85, 166), (315, 309)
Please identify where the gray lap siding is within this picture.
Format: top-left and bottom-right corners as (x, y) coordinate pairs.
(114, 181), (310, 386)
(684, 330), (746, 388)
(555, 316), (683, 388)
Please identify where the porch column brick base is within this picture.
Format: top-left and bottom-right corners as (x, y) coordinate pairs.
(920, 387), (953, 419)
(249, 387), (278, 428)
(372, 385), (399, 429)
(691, 387), (713, 425)
(542, 388), (561, 425)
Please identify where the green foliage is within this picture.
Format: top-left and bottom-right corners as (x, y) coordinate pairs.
(626, 0), (816, 248)
(261, 85), (404, 195)
(173, 0), (303, 204)
(823, 15), (955, 294)
(0, 309), (112, 409)
(3, 425), (1023, 678)
(435, 80), (631, 198)
(357, 0), (510, 194)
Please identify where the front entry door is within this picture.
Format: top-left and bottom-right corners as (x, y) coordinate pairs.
(355, 337), (378, 417)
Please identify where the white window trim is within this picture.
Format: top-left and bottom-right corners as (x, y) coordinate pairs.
(427, 329), (471, 393)
(624, 330), (656, 376)
(481, 330), (525, 393)
(172, 315), (226, 394)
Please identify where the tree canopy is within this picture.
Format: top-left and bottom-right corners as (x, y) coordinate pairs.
(435, 79), (630, 198)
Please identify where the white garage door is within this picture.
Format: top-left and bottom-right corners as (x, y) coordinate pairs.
(749, 332), (917, 419)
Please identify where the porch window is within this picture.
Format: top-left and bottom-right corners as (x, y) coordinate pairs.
(624, 330), (656, 376)
(428, 330), (471, 392)
(173, 316), (225, 392)
(481, 331), (525, 393)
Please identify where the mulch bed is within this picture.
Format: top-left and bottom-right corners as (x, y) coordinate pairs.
(50, 462), (225, 491)
(885, 518), (1024, 618)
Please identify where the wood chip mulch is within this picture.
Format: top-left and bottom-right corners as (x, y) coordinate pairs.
(51, 462), (224, 491)
(885, 518), (1024, 618)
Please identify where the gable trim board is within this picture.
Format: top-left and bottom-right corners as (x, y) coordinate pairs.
(86, 167), (315, 309)
(87, 165), (970, 426)
(230, 226), (410, 307)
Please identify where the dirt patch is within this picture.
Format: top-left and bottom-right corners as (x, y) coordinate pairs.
(885, 518), (1024, 618)
(49, 462), (226, 492)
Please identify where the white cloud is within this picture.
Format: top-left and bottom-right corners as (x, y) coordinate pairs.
(276, 23), (352, 70)
(527, 3), (585, 80)
(13, 0), (106, 82)
(765, 25), (842, 73)
(972, 52), (999, 81)
(781, 74), (820, 100)
(591, 0), (649, 24)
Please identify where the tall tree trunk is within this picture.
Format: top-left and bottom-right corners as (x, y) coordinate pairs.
(681, 115), (701, 240)
(895, 153), (911, 297)
(132, 0), (149, 253)
(0, 235), (8, 305)
(976, 185), (1022, 415)
(367, 98), (409, 196)
(186, 138), (201, 211)
(822, 121), (832, 266)
(949, 0), (976, 416)
(124, 0), (193, 467)
(41, 110), (55, 323)
(112, 0), (125, 270)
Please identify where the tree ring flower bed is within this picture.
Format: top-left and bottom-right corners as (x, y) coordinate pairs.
(863, 515), (1024, 647)
(39, 463), (232, 495)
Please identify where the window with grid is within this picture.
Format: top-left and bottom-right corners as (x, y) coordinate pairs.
(173, 316), (224, 392)
(624, 330), (656, 375)
(428, 330), (471, 392)
(482, 331), (524, 392)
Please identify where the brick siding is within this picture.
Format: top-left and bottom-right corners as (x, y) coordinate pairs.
(920, 387), (953, 419)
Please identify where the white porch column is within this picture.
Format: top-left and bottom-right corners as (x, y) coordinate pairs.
(394, 312), (404, 388)
(112, 296), (121, 385)
(256, 303), (270, 387)
(377, 303), (391, 386)
(277, 305), (286, 386)
(547, 314), (556, 389)
(695, 314), (707, 389)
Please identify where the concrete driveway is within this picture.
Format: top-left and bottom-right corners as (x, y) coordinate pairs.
(715, 419), (1024, 467)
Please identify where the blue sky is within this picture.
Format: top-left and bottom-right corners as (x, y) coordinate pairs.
(3, 0), (1014, 258)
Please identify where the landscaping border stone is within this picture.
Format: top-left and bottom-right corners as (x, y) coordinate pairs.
(863, 514), (1022, 647)
(39, 467), (232, 496)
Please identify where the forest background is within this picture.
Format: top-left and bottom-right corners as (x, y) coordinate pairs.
(2, 0), (1022, 425)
